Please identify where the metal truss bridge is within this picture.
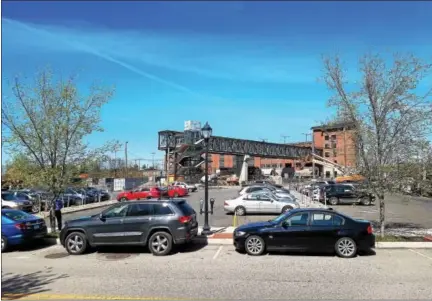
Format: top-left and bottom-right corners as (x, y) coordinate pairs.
(158, 130), (319, 159)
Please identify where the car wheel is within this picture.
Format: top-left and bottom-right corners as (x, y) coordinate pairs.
(65, 232), (88, 255)
(234, 206), (246, 216)
(360, 198), (371, 206)
(188, 188), (193, 193)
(281, 205), (294, 213)
(335, 237), (357, 258)
(2, 236), (8, 252)
(32, 205), (39, 213)
(148, 231), (173, 256)
(329, 197), (339, 205)
(120, 197), (127, 202)
(245, 235), (266, 256)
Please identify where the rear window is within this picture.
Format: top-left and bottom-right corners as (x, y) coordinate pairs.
(2, 210), (32, 221)
(176, 201), (195, 216)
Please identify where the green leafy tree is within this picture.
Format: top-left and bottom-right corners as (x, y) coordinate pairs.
(2, 69), (117, 226)
(322, 53), (432, 236)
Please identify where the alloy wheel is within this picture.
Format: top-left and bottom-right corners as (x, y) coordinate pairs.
(151, 235), (168, 254)
(67, 235), (84, 254)
(337, 238), (355, 257)
(235, 207), (245, 216)
(246, 237), (263, 255)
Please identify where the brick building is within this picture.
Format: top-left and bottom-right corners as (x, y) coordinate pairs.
(208, 122), (357, 178)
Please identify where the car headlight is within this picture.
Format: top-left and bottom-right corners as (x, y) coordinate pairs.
(234, 231), (246, 237)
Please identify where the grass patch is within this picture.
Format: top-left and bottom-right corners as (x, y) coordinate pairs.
(376, 235), (426, 242)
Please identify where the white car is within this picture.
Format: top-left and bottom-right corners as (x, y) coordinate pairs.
(239, 185), (293, 199)
(172, 182), (197, 192)
(1, 192), (33, 212)
(224, 192), (300, 216)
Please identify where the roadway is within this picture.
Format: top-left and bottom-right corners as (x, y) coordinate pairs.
(2, 243), (432, 300)
(46, 187), (432, 230)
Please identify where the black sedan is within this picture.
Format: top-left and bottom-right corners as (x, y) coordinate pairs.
(233, 208), (375, 258)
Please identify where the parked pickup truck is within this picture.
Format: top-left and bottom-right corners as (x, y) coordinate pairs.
(172, 182), (197, 193)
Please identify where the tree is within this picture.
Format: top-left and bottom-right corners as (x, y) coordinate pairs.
(322, 53), (432, 236)
(4, 154), (41, 189)
(2, 69), (117, 217)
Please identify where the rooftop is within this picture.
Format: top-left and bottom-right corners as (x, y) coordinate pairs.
(311, 121), (356, 131)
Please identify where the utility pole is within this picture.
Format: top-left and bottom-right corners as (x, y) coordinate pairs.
(281, 135), (290, 144)
(151, 152), (155, 169)
(125, 141), (128, 178)
(302, 133), (311, 142)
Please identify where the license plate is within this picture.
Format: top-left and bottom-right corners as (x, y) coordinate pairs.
(34, 225), (40, 229)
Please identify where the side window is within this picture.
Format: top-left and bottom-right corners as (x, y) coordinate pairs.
(249, 187), (261, 193)
(141, 188), (149, 192)
(153, 204), (174, 216)
(104, 204), (129, 218)
(332, 215), (344, 226)
(127, 203), (153, 217)
(245, 194), (259, 201)
(311, 213), (333, 226)
(259, 194), (271, 201)
(285, 213), (309, 226)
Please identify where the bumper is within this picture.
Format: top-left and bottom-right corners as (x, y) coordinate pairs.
(7, 228), (48, 246)
(358, 235), (376, 250)
(233, 236), (246, 251)
(173, 226), (198, 244)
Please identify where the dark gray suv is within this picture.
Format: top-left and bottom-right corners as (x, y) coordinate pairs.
(59, 199), (198, 256)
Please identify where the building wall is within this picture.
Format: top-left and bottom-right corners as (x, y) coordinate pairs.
(313, 127), (356, 167)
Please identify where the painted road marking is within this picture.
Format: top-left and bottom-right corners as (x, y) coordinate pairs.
(212, 246), (223, 260)
(409, 249), (432, 261)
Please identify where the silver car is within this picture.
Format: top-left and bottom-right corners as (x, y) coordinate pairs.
(239, 185), (293, 199)
(224, 192), (300, 216)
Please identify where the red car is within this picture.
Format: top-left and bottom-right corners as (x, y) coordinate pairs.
(116, 187), (161, 202)
(167, 186), (188, 198)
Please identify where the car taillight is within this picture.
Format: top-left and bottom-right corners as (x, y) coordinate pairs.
(15, 223), (26, 230)
(178, 216), (192, 223)
(367, 225), (373, 234)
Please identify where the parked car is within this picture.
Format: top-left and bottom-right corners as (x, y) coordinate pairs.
(59, 199), (198, 256)
(167, 186), (188, 197)
(233, 208), (375, 258)
(224, 192), (299, 216)
(61, 188), (88, 206)
(84, 187), (110, 201)
(239, 185), (292, 199)
(117, 187), (157, 201)
(1, 209), (47, 252)
(321, 184), (375, 206)
(1, 192), (33, 212)
(172, 182), (197, 193)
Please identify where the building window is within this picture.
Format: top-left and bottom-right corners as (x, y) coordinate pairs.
(334, 160), (338, 164)
(325, 171), (331, 178)
(324, 152), (330, 158)
(324, 136), (329, 141)
(220, 155), (225, 168)
(331, 134), (337, 141)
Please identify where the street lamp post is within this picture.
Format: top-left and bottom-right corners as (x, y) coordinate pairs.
(201, 122), (213, 236)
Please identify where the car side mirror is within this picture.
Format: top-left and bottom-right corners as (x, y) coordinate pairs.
(99, 213), (106, 221)
(282, 221), (290, 228)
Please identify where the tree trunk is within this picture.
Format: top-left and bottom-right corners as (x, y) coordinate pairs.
(379, 194), (385, 238)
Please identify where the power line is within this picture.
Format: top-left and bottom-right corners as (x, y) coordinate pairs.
(281, 135), (290, 144)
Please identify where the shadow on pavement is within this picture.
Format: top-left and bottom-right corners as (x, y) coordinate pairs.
(91, 237), (208, 256)
(236, 249), (376, 258)
(4, 239), (58, 253)
(1, 270), (68, 300)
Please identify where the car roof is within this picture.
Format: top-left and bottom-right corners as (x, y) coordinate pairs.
(127, 198), (188, 204)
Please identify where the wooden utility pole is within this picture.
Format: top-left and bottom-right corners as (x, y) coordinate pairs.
(281, 135), (290, 144)
(125, 141), (128, 178)
(302, 133), (310, 142)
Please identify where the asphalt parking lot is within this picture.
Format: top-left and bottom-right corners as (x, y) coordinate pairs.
(2, 243), (432, 300)
(54, 187), (432, 231)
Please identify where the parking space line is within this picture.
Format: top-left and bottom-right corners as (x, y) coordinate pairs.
(409, 249), (432, 261)
(212, 246), (223, 260)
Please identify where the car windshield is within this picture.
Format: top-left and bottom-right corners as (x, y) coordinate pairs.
(270, 212), (289, 223)
(2, 210), (32, 221)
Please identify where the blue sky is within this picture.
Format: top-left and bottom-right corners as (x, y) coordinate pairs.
(2, 1), (432, 163)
